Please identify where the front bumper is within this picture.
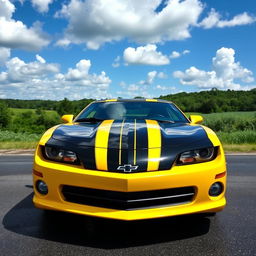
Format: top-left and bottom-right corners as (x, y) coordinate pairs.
(33, 146), (226, 221)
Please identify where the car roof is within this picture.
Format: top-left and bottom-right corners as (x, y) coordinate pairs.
(94, 99), (172, 103)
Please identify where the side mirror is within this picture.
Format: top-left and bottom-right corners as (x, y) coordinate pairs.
(61, 114), (74, 123)
(189, 115), (203, 124)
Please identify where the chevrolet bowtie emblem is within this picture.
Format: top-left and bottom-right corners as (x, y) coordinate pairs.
(117, 164), (138, 173)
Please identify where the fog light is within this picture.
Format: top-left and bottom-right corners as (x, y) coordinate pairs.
(209, 182), (223, 197)
(36, 180), (48, 195)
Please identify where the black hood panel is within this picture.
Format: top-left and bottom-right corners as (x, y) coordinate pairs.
(46, 120), (213, 172)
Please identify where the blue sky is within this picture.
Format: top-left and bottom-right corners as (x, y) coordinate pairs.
(0, 0), (255, 100)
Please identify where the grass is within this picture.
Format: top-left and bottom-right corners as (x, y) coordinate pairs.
(0, 141), (38, 149)
(223, 144), (256, 152)
(186, 111), (256, 119)
(0, 131), (40, 149)
(9, 108), (59, 119)
(217, 130), (256, 144)
(0, 130), (40, 142)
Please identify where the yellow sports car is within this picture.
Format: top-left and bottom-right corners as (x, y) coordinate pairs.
(33, 99), (226, 220)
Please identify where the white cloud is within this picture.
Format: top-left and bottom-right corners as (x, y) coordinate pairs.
(0, 0), (14, 20)
(65, 59), (91, 81)
(183, 50), (190, 55)
(170, 51), (180, 59)
(0, 47), (10, 65)
(173, 47), (254, 90)
(36, 54), (46, 64)
(199, 9), (255, 29)
(127, 84), (139, 92)
(31, 0), (54, 13)
(156, 85), (177, 93)
(139, 70), (157, 85)
(124, 44), (169, 66)
(56, 0), (203, 49)
(170, 49), (190, 59)
(0, 56), (112, 100)
(112, 56), (120, 68)
(157, 72), (167, 79)
(116, 70), (165, 98)
(0, 0), (49, 51)
(116, 71), (160, 98)
(55, 38), (71, 47)
(4, 56), (59, 83)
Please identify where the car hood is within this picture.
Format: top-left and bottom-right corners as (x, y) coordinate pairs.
(46, 119), (213, 172)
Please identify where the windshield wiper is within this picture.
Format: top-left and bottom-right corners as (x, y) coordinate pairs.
(75, 117), (104, 123)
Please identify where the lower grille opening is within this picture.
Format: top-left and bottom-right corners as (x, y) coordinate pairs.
(62, 185), (195, 210)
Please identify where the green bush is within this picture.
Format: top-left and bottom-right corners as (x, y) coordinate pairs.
(0, 130), (40, 142)
(218, 130), (256, 144)
(0, 102), (10, 128)
(8, 109), (60, 134)
(202, 112), (256, 132)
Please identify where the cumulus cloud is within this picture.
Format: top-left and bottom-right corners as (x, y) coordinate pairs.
(2, 55), (59, 83)
(56, 0), (203, 49)
(112, 56), (120, 68)
(124, 44), (169, 66)
(0, 47), (10, 65)
(36, 54), (46, 64)
(199, 9), (255, 29)
(170, 49), (190, 59)
(0, 0), (49, 51)
(156, 85), (176, 92)
(173, 47), (254, 90)
(116, 71), (160, 98)
(31, 0), (54, 13)
(157, 72), (168, 79)
(169, 51), (180, 59)
(139, 71), (158, 85)
(0, 56), (112, 100)
(0, 0), (14, 19)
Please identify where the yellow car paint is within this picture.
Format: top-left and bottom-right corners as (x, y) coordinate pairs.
(33, 100), (226, 220)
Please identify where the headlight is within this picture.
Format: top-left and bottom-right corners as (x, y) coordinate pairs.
(177, 147), (217, 165)
(44, 146), (78, 164)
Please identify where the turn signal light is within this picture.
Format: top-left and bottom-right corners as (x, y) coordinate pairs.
(215, 172), (226, 179)
(33, 169), (43, 177)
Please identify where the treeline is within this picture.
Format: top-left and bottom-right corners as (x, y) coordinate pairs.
(0, 98), (94, 116)
(159, 88), (256, 113)
(1, 89), (256, 115)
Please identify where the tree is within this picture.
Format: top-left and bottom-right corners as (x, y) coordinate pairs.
(56, 98), (74, 116)
(0, 102), (10, 128)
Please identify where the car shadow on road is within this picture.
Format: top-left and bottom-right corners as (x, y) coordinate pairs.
(2, 192), (211, 249)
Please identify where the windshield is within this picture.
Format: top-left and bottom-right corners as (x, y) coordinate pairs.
(75, 101), (188, 123)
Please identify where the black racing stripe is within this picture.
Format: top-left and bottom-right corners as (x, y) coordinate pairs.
(121, 119), (129, 163)
(136, 119), (148, 149)
(121, 149), (129, 167)
(108, 120), (123, 149)
(127, 119), (136, 165)
(136, 149), (148, 171)
(107, 120), (122, 171)
(123, 119), (136, 150)
(81, 147), (96, 170)
(79, 125), (97, 170)
(135, 120), (148, 171)
(107, 148), (120, 171)
(159, 127), (173, 170)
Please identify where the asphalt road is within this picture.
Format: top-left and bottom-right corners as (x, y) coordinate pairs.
(0, 155), (255, 256)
